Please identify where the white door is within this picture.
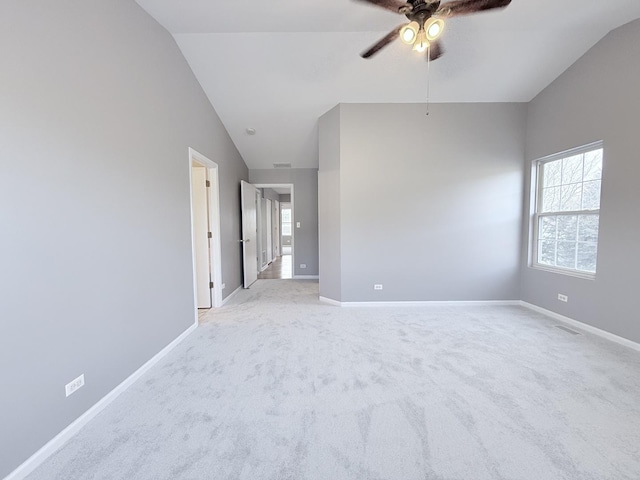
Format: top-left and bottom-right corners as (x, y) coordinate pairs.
(265, 199), (272, 264)
(273, 200), (280, 258)
(256, 193), (264, 269)
(192, 167), (211, 308)
(240, 181), (258, 288)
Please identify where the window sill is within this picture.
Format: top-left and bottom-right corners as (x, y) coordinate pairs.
(530, 263), (596, 281)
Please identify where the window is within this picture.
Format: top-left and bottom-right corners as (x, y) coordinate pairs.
(533, 142), (603, 277)
(281, 207), (292, 236)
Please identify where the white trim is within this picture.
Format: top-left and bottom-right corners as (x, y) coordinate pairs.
(221, 285), (243, 306)
(4, 323), (197, 480)
(534, 140), (604, 163)
(318, 296), (342, 306)
(529, 263), (596, 281)
(293, 275), (319, 280)
(319, 298), (520, 307)
(520, 301), (640, 352)
(189, 148), (223, 309)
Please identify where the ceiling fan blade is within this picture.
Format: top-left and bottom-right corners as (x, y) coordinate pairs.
(353, 0), (413, 14)
(427, 40), (445, 61)
(360, 25), (404, 59)
(435, 0), (511, 17)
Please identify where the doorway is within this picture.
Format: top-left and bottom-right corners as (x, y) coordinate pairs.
(243, 183), (293, 281)
(189, 148), (223, 314)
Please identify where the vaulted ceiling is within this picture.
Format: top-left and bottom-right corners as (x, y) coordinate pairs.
(135, 0), (640, 169)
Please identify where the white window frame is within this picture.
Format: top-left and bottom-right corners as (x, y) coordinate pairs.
(531, 141), (603, 280)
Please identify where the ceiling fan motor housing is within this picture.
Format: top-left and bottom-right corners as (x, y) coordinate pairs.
(405, 0), (440, 25)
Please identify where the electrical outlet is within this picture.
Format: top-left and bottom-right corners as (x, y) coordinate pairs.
(374, 284), (383, 290)
(300, 264), (307, 269)
(296, 222), (301, 228)
(221, 283), (226, 290)
(558, 294), (568, 303)
(65, 374), (85, 397)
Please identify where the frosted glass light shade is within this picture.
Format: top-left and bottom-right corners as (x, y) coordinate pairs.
(425, 18), (444, 41)
(400, 22), (420, 45)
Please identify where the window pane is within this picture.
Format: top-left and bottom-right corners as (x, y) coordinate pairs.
(560, 183), (582, 211)
(557, 215), (578, 240)
(281, 209), (291, 222)
(542, 186), (561, 212)
(578, 215), (599, 242)
(562, 154), (584, 185)
(584, 149), (603, 181)
(557, 241), (577, 269)
(282, 225), (291, 236)
(543, 160), (561, 187)
(539, 216), (557, 240)
(577, 243), (598, 272)
(582, 180), (601, 210)
(538, 240), (556, 266)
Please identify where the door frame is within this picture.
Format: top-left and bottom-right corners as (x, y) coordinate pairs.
(188, 148), (223, 313)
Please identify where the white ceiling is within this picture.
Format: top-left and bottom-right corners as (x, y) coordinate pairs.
(136, 0), (640, 170)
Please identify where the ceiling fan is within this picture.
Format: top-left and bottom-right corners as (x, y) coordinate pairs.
(356, 0), (512, 60)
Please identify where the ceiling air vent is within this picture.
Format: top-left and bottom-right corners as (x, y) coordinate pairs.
(273, 163), (291, 169)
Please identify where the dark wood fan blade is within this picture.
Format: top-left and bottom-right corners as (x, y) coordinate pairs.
(353, 0), (413, 14)
(435, 0), (511, 17)
(427, 40), (444, 60)
(360, 25), (404, 59)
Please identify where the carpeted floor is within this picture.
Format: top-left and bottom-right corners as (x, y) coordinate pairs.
(26, 280), (640, 480)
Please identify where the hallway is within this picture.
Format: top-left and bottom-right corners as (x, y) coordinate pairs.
(258, 254), (292, 280)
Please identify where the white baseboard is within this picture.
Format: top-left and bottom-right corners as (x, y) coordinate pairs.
(4, 322), (198, 480)
(319, 297), (520, 308)
(318, 296), (342, 306)
(221, 285), (242, 306)
(293, 275), (319, 280)
(519, 301), (640, 352)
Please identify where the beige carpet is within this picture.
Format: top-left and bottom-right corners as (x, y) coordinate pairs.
(26, 280), (640, 479)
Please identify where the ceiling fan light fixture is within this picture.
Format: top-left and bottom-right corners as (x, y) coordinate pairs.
(400, 21), (419, 45)
(412, 29), (429, 53)
(425, 18), (444, 41)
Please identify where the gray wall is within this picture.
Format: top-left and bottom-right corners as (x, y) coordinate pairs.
(0, 1), (247, 477)
(249, 169), (319, 276)
(320, 103), (526, 302)
(521, 19), (640, 343)
(318, 105), (342, 300)
(261, 188), (280, 202)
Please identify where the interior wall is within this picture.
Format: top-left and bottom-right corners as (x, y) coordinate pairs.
(521, 19), (640, 343)
(0, 1), (247, 477)
(318, 105), (342, 301)
(249, 169), (319, 276)
(261, 188), (280, 201)
(331, 103), (526, 302)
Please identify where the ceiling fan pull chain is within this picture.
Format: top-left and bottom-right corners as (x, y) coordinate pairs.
(426, 44), (431, 116)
